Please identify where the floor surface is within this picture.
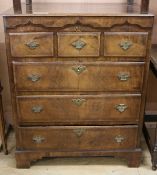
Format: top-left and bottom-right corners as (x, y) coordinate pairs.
(0, 132), (156, 175)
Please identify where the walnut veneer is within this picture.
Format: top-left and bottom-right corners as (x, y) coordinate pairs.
(3, 1), (154, 168)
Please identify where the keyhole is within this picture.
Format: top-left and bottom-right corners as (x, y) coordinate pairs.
(77, 68), (80, 72)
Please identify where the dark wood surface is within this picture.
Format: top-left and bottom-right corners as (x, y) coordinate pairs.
(0, 83), (8, 154)
(145, 45), (157, 116)
(151, 45), (157, 72)
(143, 44), (157, 170)
(141, 0), (150, 13)
(3, 2), (154, 168)
(13, 0), (21, 13)
(143, 122), (157, 170)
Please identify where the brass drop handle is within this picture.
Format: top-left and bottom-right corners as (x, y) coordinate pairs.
(72, 65), (86, 75)
(114, 135), (125, 143)
(71, 39), (86, 50)
(32, 136), (45, 144)
(119, 41), (133, 50)
(115, 104), (128, 113)
(72, 98), (86, 106)
(73, 128), (86, 137)
(25, 40), (40, 50)
(32, 106), (43, 113)
(117, 72), (130, 81)
(28, 74), (41, 82)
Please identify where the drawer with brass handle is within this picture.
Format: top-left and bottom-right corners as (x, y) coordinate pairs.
(17, 125), (138, 150)
(9, 32), (54, 57)
(57, 32), (100, 57)
(31, 105), (43, 113)
(32, 135), (45, 144)
(104, 32), (148, 57)
(13, 62), (144, 92)
(16, 94), (141, 125)
(27, 74), (41, 82)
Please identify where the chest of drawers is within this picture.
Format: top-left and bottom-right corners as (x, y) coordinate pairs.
(3, 2), (154, 168)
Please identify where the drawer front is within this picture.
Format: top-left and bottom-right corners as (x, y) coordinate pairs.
(58, 32), (100, 57)
(13, 62), (144, 92)
(17, 126), (138, 150)
(9, 32), (54, 57)
(104, 32), (148, 57)
(17, 94), (141, 125)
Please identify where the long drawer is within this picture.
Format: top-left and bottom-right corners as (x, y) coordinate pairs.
(17, 125), (138, 150)
(13, 62), (144, 92)
(17, 94), (141, 125)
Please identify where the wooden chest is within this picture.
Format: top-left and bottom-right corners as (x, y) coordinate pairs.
(3, 2), (154, 168)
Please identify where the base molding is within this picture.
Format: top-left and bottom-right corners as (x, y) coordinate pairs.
(15, 149), (142, 168)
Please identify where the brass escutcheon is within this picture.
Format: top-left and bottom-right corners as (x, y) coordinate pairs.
(72, 98), (86, 106)
(72, 65), (86, 75)
(25, 40), (40, 50)
(115, 104), (128, 113)
(73, 128), (86, 137)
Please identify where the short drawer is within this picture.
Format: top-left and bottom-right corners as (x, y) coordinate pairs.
(57, 32), (100, 57)
(13, 62), (144, 92)
(9, 32), (54, 57)
(17, 94), (141, 125)
(104, 32), (148, 57)
(17, 126), (138, 150)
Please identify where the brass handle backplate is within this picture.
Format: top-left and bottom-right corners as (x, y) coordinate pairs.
(32, 135), (45, 144)
(25, 40), (40, 50)
(115, 104), (128, 113)
(72, 98), (86, 106)
(32, 106), (43, 113)
(114, 135), (125, 143)
(117, 72), (130, 81)
(73, 128), (86, 137)
(119, 41), (133, 51)
(28, 74), (41, 82)
(72, 65), (86, 75)
(71, 39), (86, 50)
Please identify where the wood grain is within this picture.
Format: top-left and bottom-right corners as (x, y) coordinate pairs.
(16, 94), (141, 125)
(17, 125), (138, 150)
(58, 32), (100, 57)
(104, 32), (148, 57)
(10, 32), (54, 57)
(13, 62), (144, 92)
